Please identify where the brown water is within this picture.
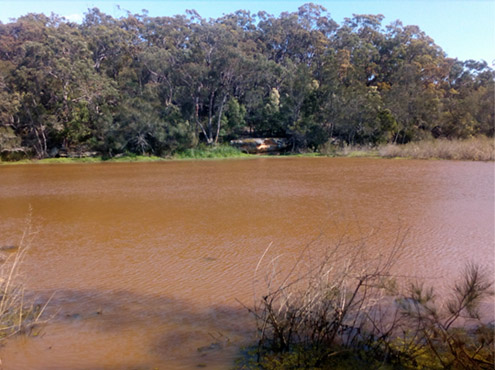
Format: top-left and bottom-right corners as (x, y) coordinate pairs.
(0, 157), (493, 369)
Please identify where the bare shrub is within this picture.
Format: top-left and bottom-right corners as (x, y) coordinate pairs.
(246, 233), (405, 367)
(397, 263), (494, 369)
(245, 234), (494, 369)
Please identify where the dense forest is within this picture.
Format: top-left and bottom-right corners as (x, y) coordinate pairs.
(0, 4), (493, 158)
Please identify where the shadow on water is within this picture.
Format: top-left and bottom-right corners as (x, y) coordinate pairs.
(18, 289), (255, 369)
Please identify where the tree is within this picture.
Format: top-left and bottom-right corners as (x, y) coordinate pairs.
(0, 5), (492, 158)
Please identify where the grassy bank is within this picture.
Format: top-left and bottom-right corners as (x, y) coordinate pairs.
(0, 155), (165, 165)
(320, 136), (494, 161)
(0, 145), (250, 165)
(1, 138), (494, 165)
(172, 144), (250, 159)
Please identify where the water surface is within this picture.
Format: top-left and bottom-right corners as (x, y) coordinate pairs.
(0, 157), (493, 369)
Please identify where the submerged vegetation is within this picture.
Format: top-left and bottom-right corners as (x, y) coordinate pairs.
(0, 4), (493, 161)
(237, 236), (494, 369)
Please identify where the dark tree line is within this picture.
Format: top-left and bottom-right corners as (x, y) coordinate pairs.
(0, 4), (493, 158)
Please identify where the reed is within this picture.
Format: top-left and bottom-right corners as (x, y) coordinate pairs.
(0, 218), (48, 341)
(379, 136), (495, 161)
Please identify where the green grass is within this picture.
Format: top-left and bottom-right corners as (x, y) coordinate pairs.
(0, 148), (249, 165)
(106, 154), (164, 162)
(0, 154), (167, 165)
(172, 144), (250, 159)
(37, 157), (103, 164)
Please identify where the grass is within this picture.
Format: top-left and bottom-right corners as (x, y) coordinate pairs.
(0, 154), (171, 165)
(0, 145), (250, 165)
(0, 156), (102, 165)
(318, 136), (494, 161)
(318, 141), (379, 158)
(172, 144), (250, 159)
(1, 137), (494, 165)
(106, 154), (165, 162)
(0, 216), (48, 342)
(378, 136), (494, 161)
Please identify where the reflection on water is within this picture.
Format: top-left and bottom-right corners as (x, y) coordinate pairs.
(0, 158), (493, 369)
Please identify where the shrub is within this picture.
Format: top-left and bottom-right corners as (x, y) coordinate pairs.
(243, 235), (494, 369)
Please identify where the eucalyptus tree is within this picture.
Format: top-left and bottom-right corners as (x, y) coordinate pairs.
(0, 14), (54, 157)
(377, 22), (449, 142)
(440, 59), (495, 138)
(171, 11), (260, 144)
(0, 5), (493, 158)
(0, 13), (115, 157)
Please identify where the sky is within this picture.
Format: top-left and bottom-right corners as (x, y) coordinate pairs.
(0, 0), (494, 64)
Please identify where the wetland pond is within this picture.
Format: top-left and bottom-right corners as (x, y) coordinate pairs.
(0, 157), (493, 369)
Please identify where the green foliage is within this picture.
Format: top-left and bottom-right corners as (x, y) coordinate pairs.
(0, 126), (21, 150)
(0, 5), (493, 159)
(223, 98), (247, 139)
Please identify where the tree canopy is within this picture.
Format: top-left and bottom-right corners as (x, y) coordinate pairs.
(0, 4), (493, 158)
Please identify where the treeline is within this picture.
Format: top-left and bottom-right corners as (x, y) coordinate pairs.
(0, 4), (493, 158)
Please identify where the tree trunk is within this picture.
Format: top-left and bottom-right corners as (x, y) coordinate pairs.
(214, 94), (228, 144)
(34, 126), (47, 158)
(207, 91), (215, 144)
(194, 96), (209, 142)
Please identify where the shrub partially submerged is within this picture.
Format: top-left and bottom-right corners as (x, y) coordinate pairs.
(242, 235), (494, 369)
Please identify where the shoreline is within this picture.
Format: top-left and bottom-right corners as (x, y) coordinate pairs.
(1, 137), (493, 165)
(1, 151), (493, 166)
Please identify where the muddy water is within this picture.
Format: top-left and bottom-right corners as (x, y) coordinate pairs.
(0, 157), (493, 369)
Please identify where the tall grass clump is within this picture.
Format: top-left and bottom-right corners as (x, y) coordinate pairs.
(242, 235), (494, 369)
(379, 136), (495, 161)
(173, 144), (249, 159)
(319, 142), (378, 158)
(0, 219), (47, 341)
